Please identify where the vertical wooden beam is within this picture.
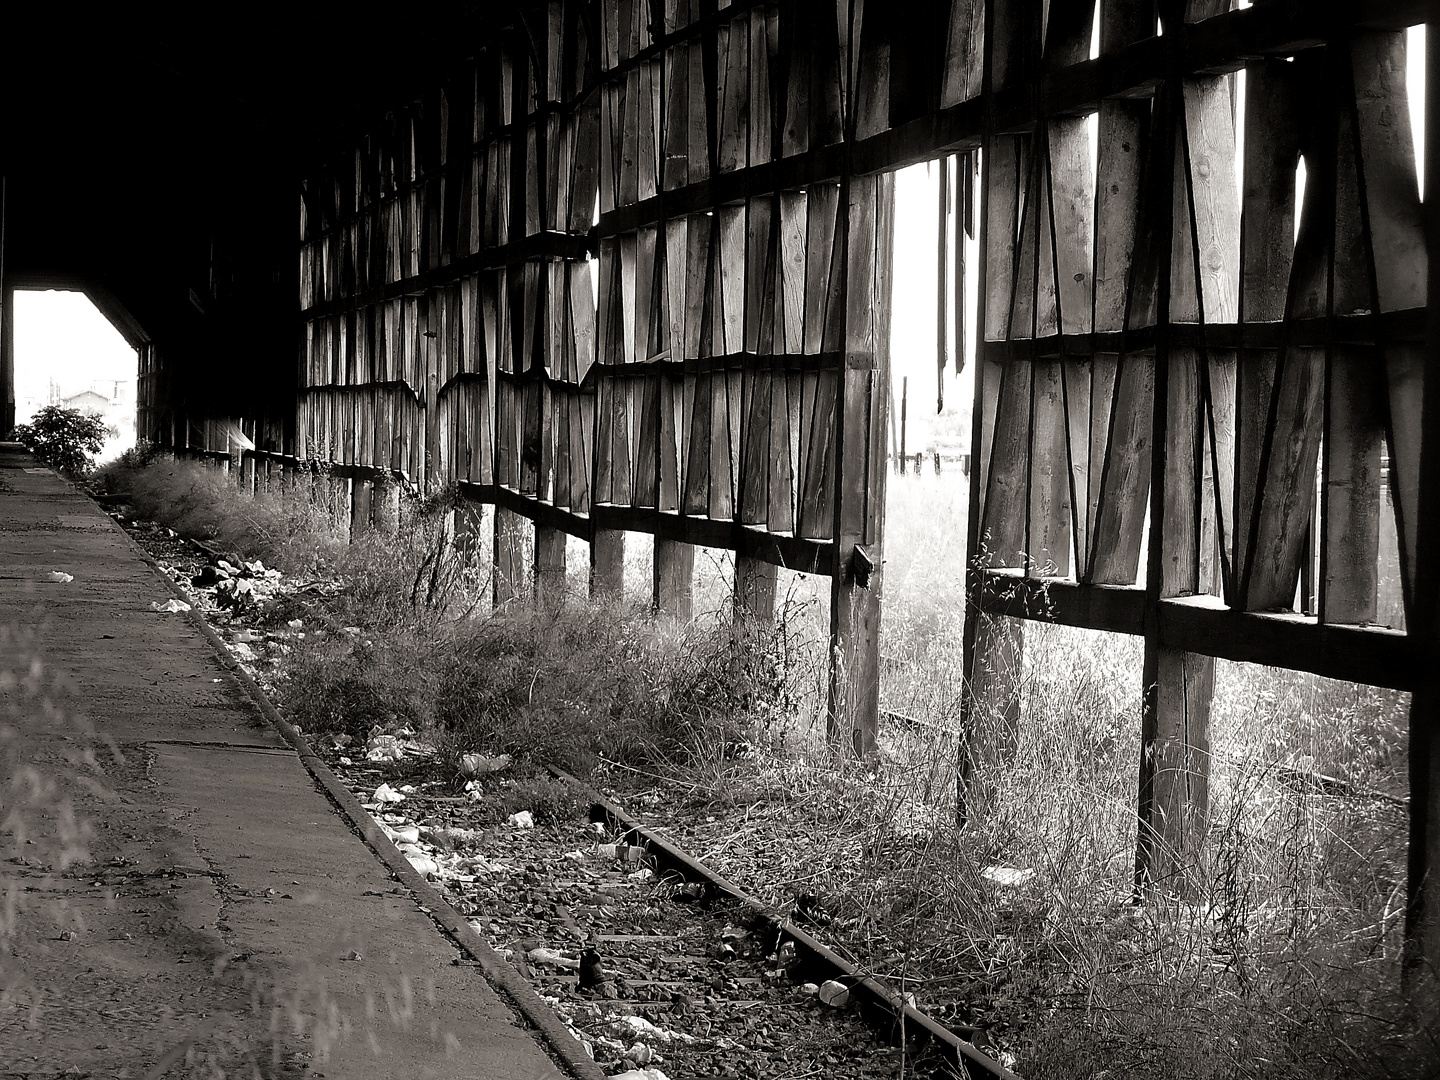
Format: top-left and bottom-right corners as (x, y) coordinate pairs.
(1404, 14), (1440, 984)
(335, 476), (354, 541)
(590, 528), (626, 600)
(373, 476), (401, 534)
(494, 504), (528, 607)
(967, 614), (1024, 769)
(534, 524), (566, 612)
(653, 537), (694, 621)
(1144, 647), (1215, 889)
(827, 170), (894, 760)
(734, 554), (777, 625)
(1135, 70), (1188, 894)
(452, 499), (485, 566)
(0, 283), (13, 437)
(240, 453), (257, 499)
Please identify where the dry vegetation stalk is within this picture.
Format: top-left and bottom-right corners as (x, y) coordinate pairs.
(96, 455), (1439, 1079)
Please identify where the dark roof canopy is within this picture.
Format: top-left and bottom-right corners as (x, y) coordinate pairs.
(2, 2), (509, 402)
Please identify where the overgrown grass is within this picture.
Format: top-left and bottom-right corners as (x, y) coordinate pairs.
(96, 447), (352, 575)
(280, 598), (781, 782)
(107, 454), (1433, 1079)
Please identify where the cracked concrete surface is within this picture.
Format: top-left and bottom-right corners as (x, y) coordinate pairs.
(0, 445), (571, 1079)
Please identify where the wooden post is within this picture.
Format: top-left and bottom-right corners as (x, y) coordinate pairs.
(453, 500), (486, 566)
(0, 182), (11, 437)
(734, 554), (777, 625)
(351, 477), (373, 535)
(1404, 16), (1440, 983)
(957, 614), (1025, 821)
(590, 528), (626, 600)
(827, 172), (895, 759)
(240, 453), (257, 498)
(1136, 68), (1237, 896)
(899, 375), (908, 473)
(1141, 647), (1215, 891)
(652, 537), (694, 621)
(534, 524), (567, 612)
(969, 615), (1024, 754)
(373, 477), (401, 534)
(494, 505), (529, 607)
(334, 476), (353, 540)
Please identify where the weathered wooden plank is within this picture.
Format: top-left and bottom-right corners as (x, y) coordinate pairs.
(685, 213), (713, 358)
(719, 18), (749, 174)
(738, 368), (770, 524)
(663, 43), (691, 191)
(778, 191), (809, 353)
(683, 371), (713, 514)
(1139, 647), (1214, 894)
(710, 368), (736, 520)
(718, 202), (748, 354)
(975, 137), (1022, 534)
(535, 524), (567, 612)
(653, 537), (695, 620)
(982, 267), (1034, 575)
(748, 9), (776, 167)
(1029, 360), (1071, 576)
(638, 59), (662, 202)
(781, 1), (813, 158)
(745, 195), (776, 353)
(797, 370), (837, 539)
(590, 528), (626, 600)
(770, 369), (795, 532)
(659, 373), (681, 511)
(828, 172), (894, 758)
(1234, 58), (1297, 598)
(687, 37), (711, 184)
(494, 504), (529, 606)
(803, 182), (839, 354)
(940, 0), (984, 108)
(633, 373), (662, 507)
(1351, 31), (1426, 616)
(1182, 76), (1240, 597)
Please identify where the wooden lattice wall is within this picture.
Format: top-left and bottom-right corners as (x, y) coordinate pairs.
(151, 0), (1438, 971)
(956, 0), (1438, 975)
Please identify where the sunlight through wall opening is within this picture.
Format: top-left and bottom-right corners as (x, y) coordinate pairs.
(13, 289), (138, 463)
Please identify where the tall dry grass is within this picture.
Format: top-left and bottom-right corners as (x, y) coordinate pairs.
(105, 453), (1434, 1077)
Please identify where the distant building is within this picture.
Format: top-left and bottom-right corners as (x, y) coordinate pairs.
(46, 383), (136, 462)
(61, 389), (111, 412)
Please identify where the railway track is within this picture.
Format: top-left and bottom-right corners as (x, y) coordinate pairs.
(117, 516), (1018, 1079)
(551, 768), (1016, 1080)
(310, 735), (1017, 1079)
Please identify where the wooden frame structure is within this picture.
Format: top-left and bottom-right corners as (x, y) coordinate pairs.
(118, 0), (1439, 974)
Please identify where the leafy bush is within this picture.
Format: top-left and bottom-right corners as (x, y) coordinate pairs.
(13, 405), (108, 476)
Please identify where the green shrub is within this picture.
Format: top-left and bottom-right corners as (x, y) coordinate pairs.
(13, 405), (108, 476)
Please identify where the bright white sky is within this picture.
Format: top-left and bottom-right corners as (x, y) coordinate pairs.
(13, 290), (137, 419)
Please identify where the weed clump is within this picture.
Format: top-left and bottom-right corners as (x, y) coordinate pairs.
(281, 601), (780, 782)
(95, 453), (351, 574)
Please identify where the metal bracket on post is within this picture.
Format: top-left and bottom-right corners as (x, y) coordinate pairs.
(850, 545), (876, 589)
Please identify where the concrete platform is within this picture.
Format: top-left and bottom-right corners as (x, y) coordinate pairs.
(0, 445), (582, 1079)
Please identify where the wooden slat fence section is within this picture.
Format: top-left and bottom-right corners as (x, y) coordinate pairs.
(138, 0), (1440, 976)
(957, 0), (1436, 971)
